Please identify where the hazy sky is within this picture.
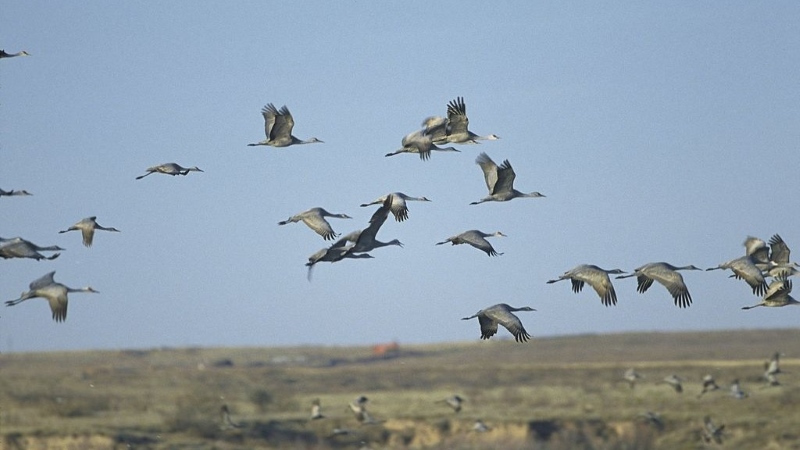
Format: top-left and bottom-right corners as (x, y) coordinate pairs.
(2, 3), (799, 353)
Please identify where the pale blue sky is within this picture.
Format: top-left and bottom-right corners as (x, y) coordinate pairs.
(2, 2), (799, 352)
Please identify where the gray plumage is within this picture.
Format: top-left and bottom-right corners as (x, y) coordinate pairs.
(547, 265), (626, 306)
(220, 404), (243, 429)
(436, 395), (464, 413)
(765, 351), (782, 376)
(461, 303), (535, 342)
(436, 230), (505, 257)
(0, 49), (30, 58)
(0, 188), (32, 197)
(623, 368), (642, 389)
(659, 374), (683, 393)
(310, 398), (325, 420)
(707, 254), (768, 296)
(135, 162), (203, 179)
(59, 216), (120, 247)
(698, 374), (720, 398)
(616, 262), (701, 308)
(470, 152), (544, 204)
(729, 379), (748, 399)
(278, 207), (352, 241)
(305, 231), (374, 281)
(385, 129), (459, 161)
(702, 416), (725, 444)
(248, 104), (322, 147)
(342, 199), (403, 256)
(425, 97), (500, 145)
(741, 278), (799, 309)
(5, 271), (99, 322)
(360, 192), (430, 222)
(0, 237), (64, 261)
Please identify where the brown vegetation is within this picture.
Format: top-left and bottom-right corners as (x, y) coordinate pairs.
(1, 329), (799, 449)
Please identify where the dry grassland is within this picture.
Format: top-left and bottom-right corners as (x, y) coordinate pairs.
(2, 329), (800, 449)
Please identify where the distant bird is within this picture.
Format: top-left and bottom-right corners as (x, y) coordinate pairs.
(424, 97), (501, 145)
(470, 152), (544, 205)
(461, 303), (535, 342)
(59, 216), (120, 247)
(702, 415), (725, 444)
(220, 404), (243, 429)
(347, 395), (383, 425)
(327, 427), (356, 438)
(659, 374), (683, 393)
(729, 379), (748, 399)
(547, 265), (625, 306)
(637, 411), (664, 430)
(0, 237), (64, 261)
(310, 398), (325, 420)
(707, 255), (768, 296)
(0, 188), (32, 197)
(385, 129), (459, 161)
(360, 192), (430, 222)
(248, 104), (323, 147)
(5, 271), (99, 322)
(135, 162), (203, 179)
(741, 278), (799, 309)
(697, 374), (721, 398)
(0, 49), (30, 58)
(436, 395), (464, 413)
(623, 368), (643, 389)
(436, 230), (506, 257)
(763, 372), (780, 387)
(278, 207), (352, 241)
(765, 351), (782, 376)
(472, 419), (491, 433)
(616, 262), (701, 308)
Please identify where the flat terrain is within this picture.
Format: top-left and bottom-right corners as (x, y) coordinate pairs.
(2, 329), (800, 449)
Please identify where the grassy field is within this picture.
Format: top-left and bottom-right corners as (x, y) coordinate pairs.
(2, 329), (799, 449)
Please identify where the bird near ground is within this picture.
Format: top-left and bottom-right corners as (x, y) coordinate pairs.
(547, 265), (625, 306)
(436, 230), (505, 257)
(0, 237), (64, 261)
(310, 398), (325, 420)
(472, 419), (491, 433)
(741, 277), (799, 309)
(470, 152), (544, 205)
(248, 104), (322, 147)
(135, 162), (204, 179)
(659, 374), (684, 393)
(729, 379), (748, 399)
(0, 188), (32, 197)
(461, 303), (535, 342)
(359, 192), (430, 222)
(424, 97), (501, 145)
(707, 254), (768, 296)
(697, 374), (721, 398)
(765, 351), (782, 376)
(219, 404), (243, 430)
(59, 216), (120, 247)
(384, 129), (459, 161)
(702, 415), (725, 444)
(436, 395), (464, 413)
(5, 271), (99, 322)
(615, 262), (701, 308)
(0, 49), (30, 58)
(637, 411), (664, 430)
(623, 368), (642, 389)
(278, 207), (352, 241)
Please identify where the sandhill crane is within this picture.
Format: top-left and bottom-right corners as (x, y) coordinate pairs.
(360, 192), (430, 222)
(135, 163), (203, 179)
(702, 416), (725, 444)
(470, 152), (545, 205)
(385, 129), (459, 161)
(765, 234), (799, 277)
(278, 207), (352, 241)
(341, 199), (403, 256)
(5, 271), (98, 322)
(310, 398), (325, 420)
(698, 374), (721, 398)
(472, 419), (491, 433)
(0, 50), (30, 58)
(615, 262), (701, 308)
(305, 231), (374, 280)
(623, 368), (642, 389)
(436, 230), (505, 257)
(425, 97), (501, 144)
(461, 303), (535, 342)
(744, 235), (770, 265)
(59, 216), (120, 247)
(547, 265), (625, 306)
(741, 278), (799, 309)
(765, 351), (782, 376)
(219, 404), (243, 429)
(637, 411), (664, 430)
(248, 104), (322, 147)
(0, 188), (32, 197)
(729, 379), (748, 399)
(347, 395), (383, 425)
(436, 395), (464, 413)
(0, 237), (64, 261)
(659, 374), (684, 393)
(707, 255), (768, 296)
